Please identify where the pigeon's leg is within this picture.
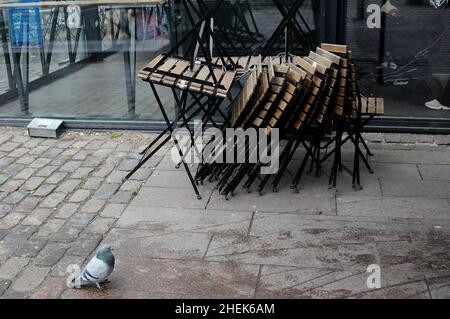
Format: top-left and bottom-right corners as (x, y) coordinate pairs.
(96, 282), (102, 290)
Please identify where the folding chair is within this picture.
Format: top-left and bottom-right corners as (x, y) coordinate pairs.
(124, 0), (237, 200)
(317, 44), (383, 189)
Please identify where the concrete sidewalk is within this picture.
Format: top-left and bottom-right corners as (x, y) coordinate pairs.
(0, 127), (450, 299)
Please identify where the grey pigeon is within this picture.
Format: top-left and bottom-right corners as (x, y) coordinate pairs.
(70, 244), (115, 289)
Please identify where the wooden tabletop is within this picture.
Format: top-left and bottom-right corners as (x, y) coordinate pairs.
(0, 0), (167, 9)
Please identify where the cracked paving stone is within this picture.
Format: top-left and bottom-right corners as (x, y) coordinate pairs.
(12, 266), (50, 292)
(93, 183), (120, 200)
(33, 184), (57, 197)
(3, 191), (27, 205)
(68, 189), (91, 203)
(54, 203), (79, 219)
(80, 199), (105, 213)
(0, 229), (7, 241)
(21, 208), (54, 226)
(100, 203), (126, 218)
(67, 233), (103, 256)
(66, 212), (96, 228)
(55, 179), (81, 193)
(0, 257), (30, 280)
(14, 238), (47, 257)
(46, 172), (67, 184)
(35, 165), (59, 178)
(15, 196), (41, 212)
(35, 243), (68, 267)
(39, 193), (67, 208)
(0, 179), (25, 192)
(0, 279), (11, 296)
(4, 225), (38, 243)
(82, 177), (104, 190)
(20, 177), (45, 191)
(37, 219), (66, 237)
(51, 226), (82, 243)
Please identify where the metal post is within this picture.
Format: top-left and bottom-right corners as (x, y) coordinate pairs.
(0, 9), (15, 90)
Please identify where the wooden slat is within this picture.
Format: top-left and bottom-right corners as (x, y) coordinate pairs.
(320, 43), (348, 55)
(292, 56), (316, 75)
(367, 97), (377, 114)
(308, 51), (333, 69)
(316, 47), (341, 65)
(376, 98), (385, 115)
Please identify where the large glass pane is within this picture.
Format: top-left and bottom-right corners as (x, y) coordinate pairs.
(0, 0), (173, 120)
(346, 0), (450, 118)
(0, 0), (322, 122)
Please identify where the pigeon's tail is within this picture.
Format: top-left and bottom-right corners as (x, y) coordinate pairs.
(68, 276), (92, 289)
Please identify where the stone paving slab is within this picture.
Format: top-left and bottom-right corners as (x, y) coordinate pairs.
(336, 196), (450, 219)
(1, 128), (450, 299)
(255, 265), (429, 299)
(116, 206), (252, 236)
(104, 228), (211, 260)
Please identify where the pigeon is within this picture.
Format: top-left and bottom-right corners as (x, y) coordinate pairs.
(70, 244), (115, 290)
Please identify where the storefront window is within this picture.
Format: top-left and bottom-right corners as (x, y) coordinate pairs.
(345, 0), (450, 118)
(0, 0), (172, 120)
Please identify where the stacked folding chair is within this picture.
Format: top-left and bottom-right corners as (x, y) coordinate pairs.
(124, 0), (239, 199)
(317, 43), (382, 190)
(124, 1), (383, 200)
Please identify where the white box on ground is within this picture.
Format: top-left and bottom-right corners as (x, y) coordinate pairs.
(27, 118), (64, 138)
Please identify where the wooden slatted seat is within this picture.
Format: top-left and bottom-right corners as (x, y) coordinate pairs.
(138, 55), (236, 99)
(360, 97), (385, 116)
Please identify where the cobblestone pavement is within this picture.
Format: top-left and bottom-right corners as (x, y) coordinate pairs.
(0, 127), (450, 299)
